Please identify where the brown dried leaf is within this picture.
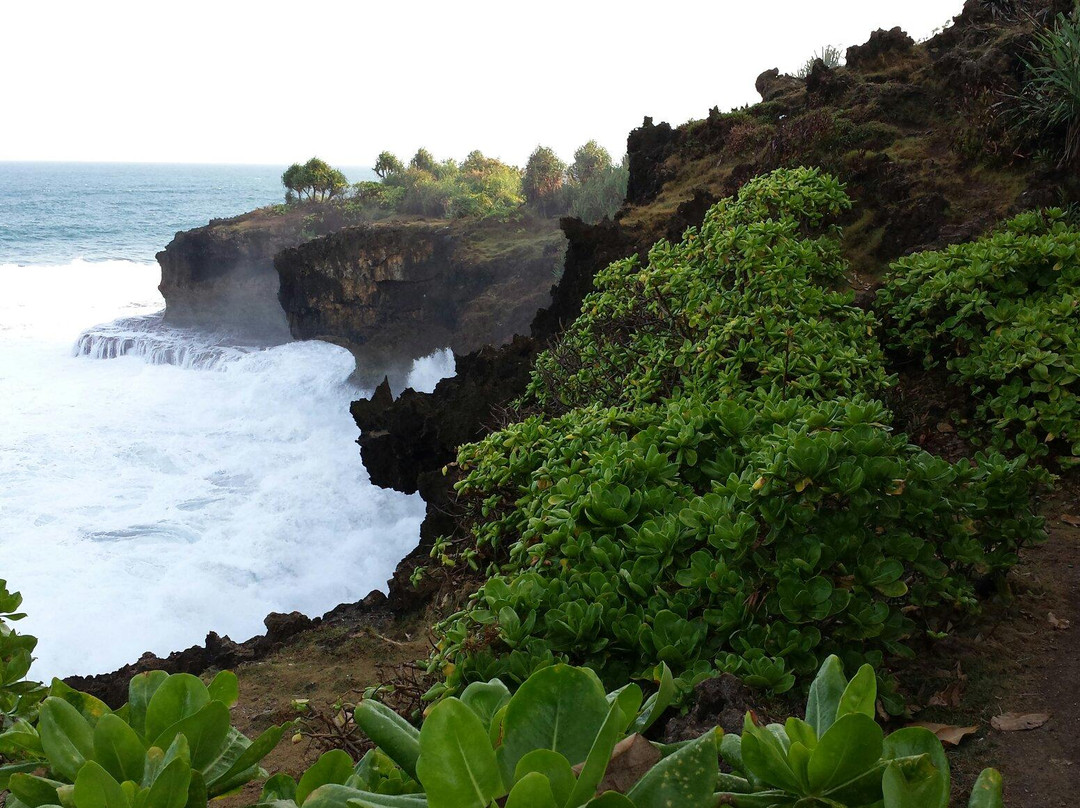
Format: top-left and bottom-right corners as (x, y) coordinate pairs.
(573, 733), (661, 795)
(1060, 514), (1080, 527)
(928, 681), (964, 709)
(936, 421), (955, 433)
(909, 722), (978, 746)
(1048, 612), (1071, 630)
(991, 712), (1050, 732)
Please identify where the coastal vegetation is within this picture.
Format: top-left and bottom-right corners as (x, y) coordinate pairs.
(6, 3), (1080, 805)
(280, 143), (629, 224)
(281, 159), (349, 203)
(418, 170), (1048, 708)
(1007, 10), (1080, 166)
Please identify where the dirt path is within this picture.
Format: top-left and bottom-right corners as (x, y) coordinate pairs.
(902, 491), (1080, 805)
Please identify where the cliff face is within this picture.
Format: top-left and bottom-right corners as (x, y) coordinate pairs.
(275, 219), (565, 385)
(350, 0), (1080, 612)
(156, 204), (360, 341)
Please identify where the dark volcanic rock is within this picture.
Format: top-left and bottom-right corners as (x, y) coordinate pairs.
(845, 27), (915, 72)
(156, 205), (355, 341)
(659, 674), (759, 741)
(626, 117), (676, 207)
(350, 216), (645, 610)
(263, 611), (313, 644)
(276, 219), (564, 386)
(755, 68), (802, 102)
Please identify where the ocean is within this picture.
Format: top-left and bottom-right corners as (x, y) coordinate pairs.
(0, 162), (448, 678)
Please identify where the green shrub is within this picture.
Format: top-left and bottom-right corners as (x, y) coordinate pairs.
(1010, 11), (1080, 167)
(795, 45), (843, 78)
(422, 169), (1046, 706)
(259, 663), (708, 808)
(716, 655), (1004, 808)
(263, 660), (1005, 808)
(0, 670), (283, 808)
(0, 582), (45, 732)
(878, 208), (1080, 463)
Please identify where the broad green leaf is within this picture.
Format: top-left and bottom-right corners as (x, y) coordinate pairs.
(0, 762), (43, 791)
(807, 714), (883, 794)
(783, 718), (816, 751)
(183, 769), (206, 808)
(296, 784), (369, 808)
(967, 768), (1004, 808)
(354, 701), (420, 781)
(505, 772), (558, 808)
(459, 680), (511, 734)
(739, 717), (801, 793)
(144, 676), (210, 746)
(882, 726), (949, 802)
(259, 773), (298, 804)
(836, 665), (876, 720)
(128, 673), (169, 739)
(582, 794), (635, 808)
(93, 714), (146, 784)
(501, 665), (610, 775)
(144, 758), (191, 808)
(630, 664), (676, 735)
(48, 681), (111, 728)
(415, 698), (503, 808)
(151, 702), (230, 771)
(73, 761), (130, 808)
(206, 672), (238, 709)
(345, 793), (428, 808)
(296, 750), (355, 806)
(9, 774), (64, 808)
(513, 750), (575, 807)
(0, 720), (43, 757)
(882, 757), (947, 808)
(565, 701), (630, 807)
(203, 724), (283, 797)
(626, 729), (718, 808)
(39, 697), (95, 782)
(804, 655), (846, 737)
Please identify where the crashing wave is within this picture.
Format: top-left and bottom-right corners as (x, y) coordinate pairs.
(73, 313), (264, 370)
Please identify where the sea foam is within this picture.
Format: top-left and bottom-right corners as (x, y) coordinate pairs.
(0, 260), (447, 678)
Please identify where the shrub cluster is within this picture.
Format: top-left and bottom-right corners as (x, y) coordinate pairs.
(421, 168), (1046, 706)
(260, 659), (1005, 808)
(878, 208), (1080, 463)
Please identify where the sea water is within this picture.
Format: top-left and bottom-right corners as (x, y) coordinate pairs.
(0, 163), (450, 678)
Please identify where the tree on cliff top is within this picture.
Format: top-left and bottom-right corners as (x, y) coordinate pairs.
(409, 148), (439, 174)
(374, 151), (404, 180)
(281, 157), (349, 202)
(568, 139), (612, 185)
(523, 146), (567, 213)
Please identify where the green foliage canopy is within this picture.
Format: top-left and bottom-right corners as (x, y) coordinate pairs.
(421, 168), (1046, 706)
(878, 208), (1080, 463)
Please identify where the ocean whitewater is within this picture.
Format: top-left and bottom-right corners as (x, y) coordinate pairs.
(0, 164), (448, 680)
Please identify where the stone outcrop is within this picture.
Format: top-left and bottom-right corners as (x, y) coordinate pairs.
(156, 204), (360, 341)
(275, 219), (564, 386)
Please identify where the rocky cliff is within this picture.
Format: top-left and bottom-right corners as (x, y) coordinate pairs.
(351, 0), (1080, 611)
(275, 218), (565, 385)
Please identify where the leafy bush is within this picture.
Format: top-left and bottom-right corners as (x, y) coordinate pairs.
(796, 45), (844, 78)
(717, 655), (1004, 808)
(0, 582), (45, 731)
(262, 660), (1004, 808)
(878, 208), (1080, 463)
(0, 670), (283, 808)
(1010, 11), (1080, 167)
(283, 159), (349, 203)
(259, 663), (711, 808)
(421, 169), (1045, 705)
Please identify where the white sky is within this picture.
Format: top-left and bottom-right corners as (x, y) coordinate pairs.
(0, 1), (962, 167)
